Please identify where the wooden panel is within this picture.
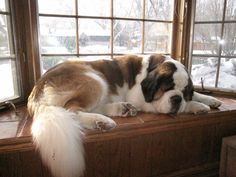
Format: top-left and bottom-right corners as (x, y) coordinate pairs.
(130, 135), (152, 177)
(151, 125), (215, 176)
(19, 151), (43, 177)
(83, 141), (110, 177)
(0, 152), (23, 177)
(108, 138), (131, 177)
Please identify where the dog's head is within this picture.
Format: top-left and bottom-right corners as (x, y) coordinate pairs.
(141, 54), (193, 114)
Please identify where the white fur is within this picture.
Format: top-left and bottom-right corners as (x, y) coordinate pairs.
(31, 105), (85, 177)
(84, 72), (109, 110)
(184, 101), (210, 114)
(192, 92), (222, 108)
(75, 111), (116, 130)
(152, 90), (184, 114)
(126, 56), (157, 112)
(167, 59), (189, 90)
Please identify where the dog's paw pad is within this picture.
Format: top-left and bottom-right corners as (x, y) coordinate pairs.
(95, 120), (116, 131)
(121, 103), (138, 117)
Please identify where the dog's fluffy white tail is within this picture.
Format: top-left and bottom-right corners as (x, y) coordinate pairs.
(31, 105), (85, 177)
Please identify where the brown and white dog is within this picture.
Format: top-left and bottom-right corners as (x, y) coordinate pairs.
(28, 54), (221, 177)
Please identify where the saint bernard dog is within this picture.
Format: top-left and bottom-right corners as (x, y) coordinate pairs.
(28, 54), (222, 177)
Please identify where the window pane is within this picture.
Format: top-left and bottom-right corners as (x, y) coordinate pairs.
(79, 55), (111, 61)
(41, 55), (112, 73)
(0, 0), (8, 12)
(218, 58), (236, 89)
(114, 0), (142, 18)
(79, 19), (111, 54)
(193, 24), (221, 55)
(39, 17), (76, 54)
(195, 0), (224, 21)
(225, 0), (236, 20)
(113, 20), (141, 54)
(144, 22), (172, 53)
(191, 57), (218, 87)
(0, 15), (14, 57)
(0, 59), (19, 101)
(222, 23), (236, 56)
(38, 0), (75, 15)
(145, 0), (174, 20)
(78, 0), (110, 17)
(41, 56), (73, 73)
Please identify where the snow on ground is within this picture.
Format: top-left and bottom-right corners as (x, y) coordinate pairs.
(191, 58), (236, 90)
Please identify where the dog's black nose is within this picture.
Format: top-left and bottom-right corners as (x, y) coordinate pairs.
(170, 95), (182, 105)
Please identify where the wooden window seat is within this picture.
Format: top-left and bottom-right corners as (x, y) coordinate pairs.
(1, 97), (236, 177)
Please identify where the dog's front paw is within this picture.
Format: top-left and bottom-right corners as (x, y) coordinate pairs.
(121, 103), (138, 117)
(192, 103), (210, 114)
(185, 101), (211, 114)
(205, 98), (222, 108)
(95, 117), (117, 131)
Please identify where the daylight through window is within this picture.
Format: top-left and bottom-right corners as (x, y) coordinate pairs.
(37, 0), (174, 72)
(0, 0), (20, 102)
(190, 0), (236, 91)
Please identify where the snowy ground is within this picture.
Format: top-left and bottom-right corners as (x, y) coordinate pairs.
(191, 58), (236, 90)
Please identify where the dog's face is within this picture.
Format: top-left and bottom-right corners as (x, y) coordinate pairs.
(141, 55), (194, 114)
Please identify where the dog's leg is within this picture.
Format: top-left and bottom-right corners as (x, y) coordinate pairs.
(65, 102), (117, 131)
(184, 101), (210, 114)
(102, 102), (138, 117)
(76, 111), (117, 131)
(192, 92), (222, 108)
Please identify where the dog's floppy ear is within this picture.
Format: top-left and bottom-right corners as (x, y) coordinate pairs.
(141, 74), (159, 102)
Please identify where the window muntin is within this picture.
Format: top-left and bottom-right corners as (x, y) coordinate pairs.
(38, 0), (174, 72)
(190, 0), (236, 91)
(0, 0), (20, 102)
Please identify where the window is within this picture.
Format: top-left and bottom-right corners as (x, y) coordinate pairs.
(0, 0), (20, 102)
(37, 0), (174, 72)
(189, 0), (236, 91)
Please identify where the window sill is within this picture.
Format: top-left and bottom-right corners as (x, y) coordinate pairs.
(0, 96), (236, 153)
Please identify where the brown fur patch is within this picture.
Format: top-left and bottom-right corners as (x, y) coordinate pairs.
(88, 55), (142, 94)
(182, 78), (194, 101)
(115, 55), (142, 88)
(141, 58), (177, 102)
(28, 62), (103, 115)
(147, 54), (166, 72)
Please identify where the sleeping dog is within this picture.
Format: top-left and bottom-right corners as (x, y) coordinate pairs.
(28, 54), (221, 177)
